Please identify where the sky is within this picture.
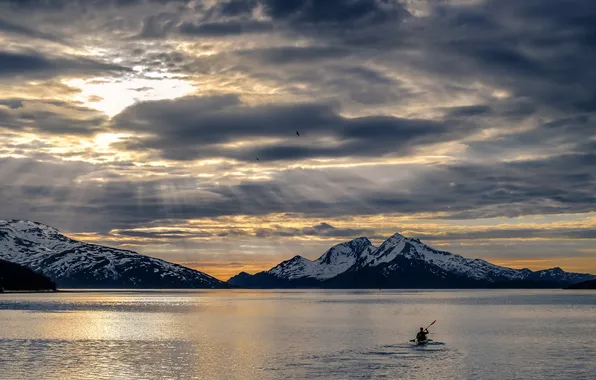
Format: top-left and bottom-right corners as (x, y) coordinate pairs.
(1, 0), (595, 280)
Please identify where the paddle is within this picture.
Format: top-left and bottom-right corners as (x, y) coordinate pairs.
(410, 320), (436, 342)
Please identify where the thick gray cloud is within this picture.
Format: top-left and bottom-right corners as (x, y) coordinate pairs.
(412, 0), (596, 115)
(0, 99), (108, 135)
(0, 50), (129, 78)
(190, 0), (596, 116)
(112, 95), (473, 161)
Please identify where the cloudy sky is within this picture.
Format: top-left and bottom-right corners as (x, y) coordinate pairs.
(1, 0), (595, 279)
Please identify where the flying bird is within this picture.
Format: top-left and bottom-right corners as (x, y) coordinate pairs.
(256, 157), (260, 161)
(296, 130), (300, 136)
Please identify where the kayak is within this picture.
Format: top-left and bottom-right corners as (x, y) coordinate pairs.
(411, 339), (433, 345)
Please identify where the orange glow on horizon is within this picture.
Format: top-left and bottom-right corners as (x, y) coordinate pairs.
(489, 257), (596, 275)
(182, 261), (280, 281)
(184, 256), (596, 282)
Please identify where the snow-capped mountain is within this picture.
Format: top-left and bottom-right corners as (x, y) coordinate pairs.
(354, 233), (531, 281)
(0, 220), (228, 289)
(270, 237), (375, 280)
(228, 233), (595, 288)
(229, 237), (375, 287)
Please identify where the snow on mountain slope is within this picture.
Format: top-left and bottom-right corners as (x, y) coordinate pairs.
(357, 233), (407, 267)
(268, 237), (375, 280)
(527, 267), (594, 284)
(0, 220), (228, 288)
(268, 255), (317, 280)
(229, 232), (595, 288)
(359, 233), (531, 282)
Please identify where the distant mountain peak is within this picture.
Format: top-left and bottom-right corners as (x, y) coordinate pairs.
(264, 237), (376, 281)
(351, 236), (372, 244)
(1, 219), (60, 235)
(288, 255), (308, 262)
(316, 237), (375, 267)
(386, 232), (406, 240)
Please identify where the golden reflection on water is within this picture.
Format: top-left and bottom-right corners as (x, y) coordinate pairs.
(1, 290), (595, 380)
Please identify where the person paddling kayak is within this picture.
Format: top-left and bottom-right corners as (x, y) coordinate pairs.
(416, 327), (429, 342)
(410, 320), (436, 344)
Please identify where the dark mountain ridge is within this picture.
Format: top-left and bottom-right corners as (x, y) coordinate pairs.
(565, 279), (596, 289)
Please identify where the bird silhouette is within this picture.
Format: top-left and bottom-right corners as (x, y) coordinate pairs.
(296, 130), (300, 136)
(256, 157), (260, 161)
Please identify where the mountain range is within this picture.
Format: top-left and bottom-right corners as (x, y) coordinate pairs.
(228, 233), (595, 288)
(1, 219), (593, 289)
(0, 220), (228, 289)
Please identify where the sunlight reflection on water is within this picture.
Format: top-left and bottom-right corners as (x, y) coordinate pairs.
(0, 290), (594, 379)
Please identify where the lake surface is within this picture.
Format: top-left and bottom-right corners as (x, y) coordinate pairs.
(0, 290), (594, 379)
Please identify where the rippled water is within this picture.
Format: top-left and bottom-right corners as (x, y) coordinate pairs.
(0, 290), (594, 379)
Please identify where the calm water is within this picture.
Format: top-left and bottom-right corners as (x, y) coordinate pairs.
(0, 290), (595, 379)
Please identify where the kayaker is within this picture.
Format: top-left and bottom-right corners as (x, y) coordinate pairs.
(416, 327), (429, 341)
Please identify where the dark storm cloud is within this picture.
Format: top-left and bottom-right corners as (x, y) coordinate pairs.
(112, 95), (472, 161)
(0, 51), (129, 78)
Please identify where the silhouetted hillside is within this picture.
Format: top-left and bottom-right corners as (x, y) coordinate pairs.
(0, 259), (56, 291)
(566, 279), (596, 289)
